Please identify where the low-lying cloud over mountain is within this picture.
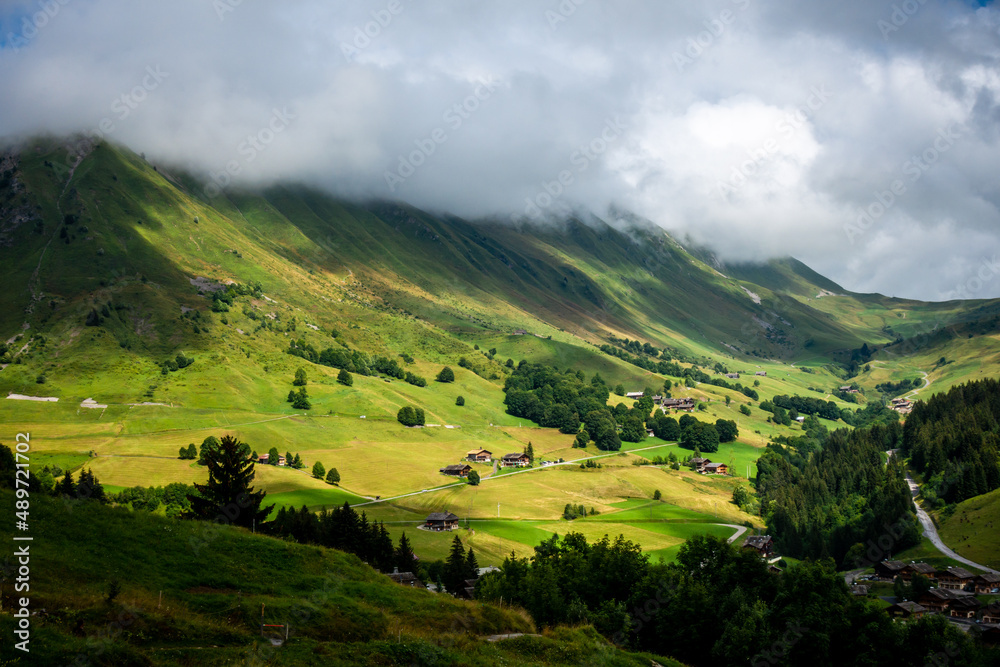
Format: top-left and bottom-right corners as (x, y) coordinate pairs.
(2, 0), (999, 300)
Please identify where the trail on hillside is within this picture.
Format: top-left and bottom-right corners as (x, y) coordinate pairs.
(904, 371), (930, 399)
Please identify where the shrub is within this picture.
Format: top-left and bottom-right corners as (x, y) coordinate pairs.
(337, 369), (353, 386)
(456, 396), (465, 406)
(436, 366), (455, 383)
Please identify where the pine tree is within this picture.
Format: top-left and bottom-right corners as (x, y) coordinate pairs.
(464, 547), (479, 580)
(57, 471), (75, 497)
(312, 461), (326, 479)
(326, 467), (340, 485)
(268, 446), (281, 466)
(186, 435), (272, 529)
(444, 535), (467, 595)
(525, 442), (535, 465)
(292, 453), (303, 469)
(395, 532), (416, 573)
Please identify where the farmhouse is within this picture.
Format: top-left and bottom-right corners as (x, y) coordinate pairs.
(982, 603), (1000, 624)
(625, 391), (645, 399)
(887, 601), (927, 620)
(974, 573), (1000, 594)
(937, 566), (976, 590)
(387, 567), (424, 588)
(874, 560), (907, 581)
(425, 512), (460, 531)
(726, 373), (740, 379)
(689, 457), (710, 473)
(703, 462), (728, 475)
(902, 562), (937, 581)
(440, 464), (472, 478)
(918, 587), (976, 614)
(949, 596), (982, 619)
(755, 371), (767, 376)
(890, 398), (914, 415)
(501, 453), (530, 468)
(742, 535), (774, 558)
(662, 398), (696, 411)
(466, 449), (492, 463)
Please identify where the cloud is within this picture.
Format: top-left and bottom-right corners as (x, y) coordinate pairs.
(1, 0), (998, 300)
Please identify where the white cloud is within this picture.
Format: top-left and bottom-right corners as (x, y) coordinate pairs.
(1, 0), (998, 300)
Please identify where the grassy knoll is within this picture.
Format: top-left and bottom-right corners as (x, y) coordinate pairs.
(936, 487), (1000, 570)
(0, 489), (681, 666)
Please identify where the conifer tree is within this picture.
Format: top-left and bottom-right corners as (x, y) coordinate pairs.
(187, 435), (272, 529)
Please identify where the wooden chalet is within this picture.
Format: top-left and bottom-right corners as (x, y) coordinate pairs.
(387, 567), (425, 588)
(874, 560), (907, 581)
(917, 588), (976, 614)
(704, 462), (728, 475)
(425, 512), (460, 531)
(625, 391), (645, 399)
(726, 373), (740, 379)
(440, 464), (473, 478)
(901, 562), (937, 582)
(755, 371), (767, 376)
(500, 453), (530, 468)
(886, 601), (927, 620)
(662, 398), (696, 411)
(937, 566), (975, 590)
(466, 449), (493, 463)
(948, 596), (982, 619)
(742, 535), (775, 558)
(974, 573), (1000, 594)
(982, 603), (1000, 625)
(689, 457), (710, 473)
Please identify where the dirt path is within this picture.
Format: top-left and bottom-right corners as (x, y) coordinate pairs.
(904, 371), (930, 399)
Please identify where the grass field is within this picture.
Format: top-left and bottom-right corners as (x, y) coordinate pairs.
(936, 487), (1000, 570)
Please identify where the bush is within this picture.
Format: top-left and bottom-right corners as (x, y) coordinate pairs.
(397, 406), (426, 427)
(436, 366), (455, 383)
(325, 467), (340, 485)
(456, 396), (465, 406)
(337, 369), (353, 386)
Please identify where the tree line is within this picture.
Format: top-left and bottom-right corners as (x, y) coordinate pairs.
(901, 377), (1000, 506)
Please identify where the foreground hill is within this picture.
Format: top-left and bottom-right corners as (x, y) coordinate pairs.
(0, 489), (684, 666)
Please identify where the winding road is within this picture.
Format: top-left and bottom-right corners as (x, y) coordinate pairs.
(889, 449), (998, 574)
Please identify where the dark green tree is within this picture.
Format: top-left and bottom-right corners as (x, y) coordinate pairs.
(312, 461), (326, 479)
(525, 442), (535, 466)
(456, 395), (465, 406)
(187, 435), (272, 529)
(57, 471), (75, 497)
(715, 419), (739, 443)
(268, 446), (281, 466)
(444, 535), (468, 595)
(436, 366), (455, 383)
(467, 469), (480, 486)
(198, 436), (221, 465)
(574, 429), (590, 448)
(620, 415), (647, 443)
(291, 387), (311, 410)
(337, 369), (353, 386)
(293, 367), (307, 386)
(395, 532), (416, 573)
(326, 467), (340, 485)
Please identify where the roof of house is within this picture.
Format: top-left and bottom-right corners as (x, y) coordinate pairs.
(891, 601), (927, 614)
(878, 560), (906, 572)
(426, 512), (460, 522)
(943, 566), (976, 579)
(977, 573), (1000, 584)
(501, 453), (529, 461)
(743, 535), (773, 549)
(387, 570), (424, 587)
(704, 462), (727, 470)
(466, 449), (492, 456)
(908, 562), (937, 575)
(922, 587), (974, 601)
(441, 464), (472, 472)
(690, 457), (710, 465)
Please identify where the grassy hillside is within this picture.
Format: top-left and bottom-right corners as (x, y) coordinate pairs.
(936, 487), (1000, 570)
(0, 490), (682, 666)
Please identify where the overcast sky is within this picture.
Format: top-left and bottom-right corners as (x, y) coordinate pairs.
(2, 0), (999, 301)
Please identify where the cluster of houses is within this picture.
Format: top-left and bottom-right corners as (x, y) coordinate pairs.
(874, 560), (1000, 627)
(661, 398), (696, 412)
(890, 397), (914, 415)
(440, 450), (531, 478)
(689, 457), (729, 475)
(839, 385), (860, 394)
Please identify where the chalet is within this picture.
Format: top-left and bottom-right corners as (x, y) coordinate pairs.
(704, 462), (728, 475)
(387, 567), (424, 588)
(726, 373), (740, 379)
(500, 453), (530, 468)
(689, 457), (710, 473)
(768, 564), (783, 575)
(466, 449), (493, 463)
(742, 535), (775, 558)
(257, 453), (269, 464)
(651, 395), (663, 404)
(625, 392), (645, 399)
(982, 603), (1000, 624)
(948, 596), (981, 619)
(662, 398), (696, 411)
(974, 573), (1000, 594)
(440, 464), (473, 478)
(425, 512), (460, 531)
(937, 566), (975, 590)
(755, 371), (767, 376)
(890, 398), (914, 415)
(874, 560), (907, 581)
(838, 385), (860, 394)
(887, 601), (927, 620)
(513, 329), (528, 335)
(897, 562), (937, 583)
(918, 588), (975, 614)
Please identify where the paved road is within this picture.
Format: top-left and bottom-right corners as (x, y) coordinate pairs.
(720, 523), (748, 544)
(901, 466), (999, 574)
